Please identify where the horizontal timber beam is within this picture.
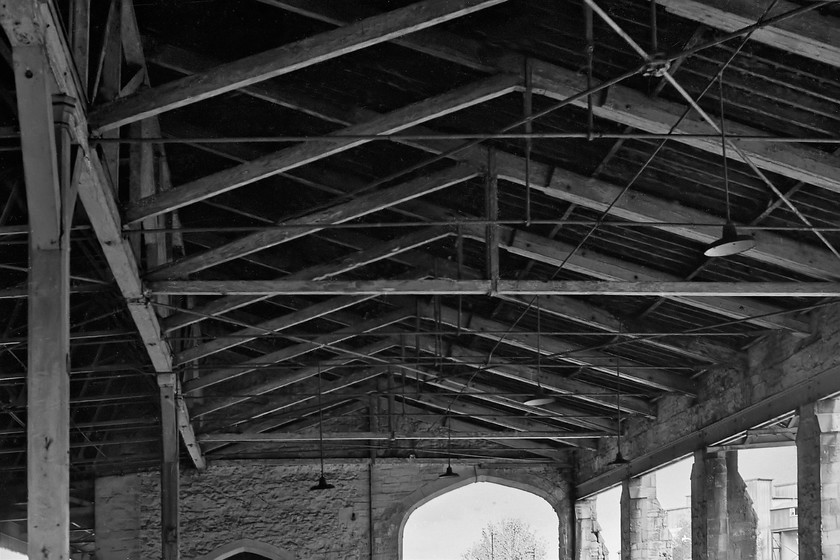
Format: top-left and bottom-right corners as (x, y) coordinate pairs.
(191, 338), (397, 418)
(126, 74), (518, 223)
(148, 163), (478, 278)
(480, 226), (809, 334)
(149, 279), (840, 297)
(89, 0), (510, 131)
(497, 293), (736, 365)
(201, 371), (386, 440)
(199, 430), (607, 442)
(416, 301), (693, 395)
(175, 294), (375, 365)
(182, 308), (411, 394)
(402, 391), (595, 449)
(411, 334), (655, 417)
(385, 400), (571, 461)
(657, 0), (840, 69)
(415, 371), (616, 436)
(171, 228), (451, 362)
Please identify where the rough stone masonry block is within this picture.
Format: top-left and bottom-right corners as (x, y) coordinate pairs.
(95, 475), (140, 560)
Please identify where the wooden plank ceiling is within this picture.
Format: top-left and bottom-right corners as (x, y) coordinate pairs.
(1, 1), (839, 542)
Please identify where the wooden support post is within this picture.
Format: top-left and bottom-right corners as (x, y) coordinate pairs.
(96, 0), (122, 190)
(158, 373), (179, 560)
(127, 120), (146, 260)
(485, 149), (499, 287)
(69, 0), (90, 98)
(13, 44), (72, 560)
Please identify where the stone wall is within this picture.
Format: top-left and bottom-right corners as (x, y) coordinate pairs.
(96, 459), (572, 560)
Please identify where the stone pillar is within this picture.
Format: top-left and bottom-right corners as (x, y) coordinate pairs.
(692, 451), (727, 560)
(691, 450), (757, 560)
(575, 499), (596, 560)
(620, 474), (670, 560)
(691, 452), (708, 560)
(726, 452), (757, 560)
(797, 398), (840, 560)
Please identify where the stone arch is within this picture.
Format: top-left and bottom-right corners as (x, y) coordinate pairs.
(394, 468), (566, 559)
(194, 539), (296, 560)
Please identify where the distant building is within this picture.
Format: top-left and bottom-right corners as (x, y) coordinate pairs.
(665, 479), (798, 560)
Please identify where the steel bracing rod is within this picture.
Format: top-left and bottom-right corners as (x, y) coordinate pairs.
(583, 0), (840, 262)
(84, 133), (840, 144)
(158, 328), (760, 340)
(125, 221), (840, 234)
(317, 65), (646, 205)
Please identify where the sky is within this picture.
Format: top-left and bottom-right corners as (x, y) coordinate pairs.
(595, 446), (798, 559)
(403, 481), (561, 560)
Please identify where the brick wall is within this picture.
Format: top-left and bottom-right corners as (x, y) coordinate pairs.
(96, 459), (572, 560)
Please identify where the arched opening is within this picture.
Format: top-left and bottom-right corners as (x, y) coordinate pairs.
(402, 481), (560, 560)
(194, 539), (295, 560)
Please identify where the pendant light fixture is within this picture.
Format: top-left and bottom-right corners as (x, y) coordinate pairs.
(608, 325), (630, 466)
(310, 363), (335, 490)
(439, 414), (459, 478)
(704, 72), (755, 258)
(524, 297), (556, 407)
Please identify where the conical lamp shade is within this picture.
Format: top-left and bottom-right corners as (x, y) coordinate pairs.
(439, 465), (460, 478)
(310, 475), (335, 490)
(607, 451), (630, 466)
(524, 391), (556, 406)
(704, 222), (755, 257)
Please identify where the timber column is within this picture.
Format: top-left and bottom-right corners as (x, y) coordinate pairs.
(797, 398), (840, 560)
(12, 41), (74, 560)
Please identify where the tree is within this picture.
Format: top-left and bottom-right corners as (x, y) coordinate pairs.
(461, 518), (547, 560)
(669, 516), (691, 560)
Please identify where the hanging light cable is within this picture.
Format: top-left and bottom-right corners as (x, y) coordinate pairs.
(439, 414), (459, 478)
(704, 72), (755, 257)
(310, 363), (335, 490)
(608, 324), (630, 466)
(525, 296), (555, 406)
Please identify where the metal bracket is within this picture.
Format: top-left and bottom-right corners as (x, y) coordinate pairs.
(642, 54), (671, 77)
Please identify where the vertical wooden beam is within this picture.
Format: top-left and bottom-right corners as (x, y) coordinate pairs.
(158, 373), (179, 560)
(69, 0), (90, 98)
(13, 44), (71, 560)
(96, 0), (122, 190)
(485, 149), (499, 287)
(121, 12), (181, 545)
